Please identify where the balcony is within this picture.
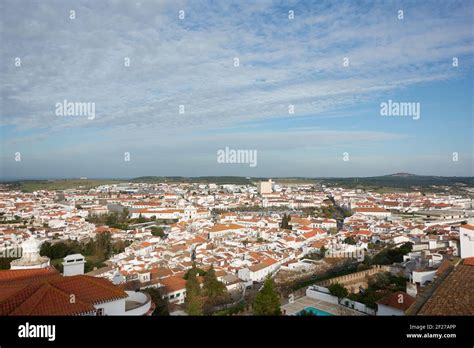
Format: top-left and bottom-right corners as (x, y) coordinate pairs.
(124, 291), (153, 316)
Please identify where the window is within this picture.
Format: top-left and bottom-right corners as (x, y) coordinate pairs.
(96, 308), (104, 316)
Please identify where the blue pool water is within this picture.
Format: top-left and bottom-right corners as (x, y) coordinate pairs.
(298, 307), (334, 316)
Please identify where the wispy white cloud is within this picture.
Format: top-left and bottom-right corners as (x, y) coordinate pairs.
(0, 0), (473, 178)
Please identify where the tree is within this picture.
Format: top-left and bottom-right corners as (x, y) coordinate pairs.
(106, 213), (118, 226)
(372, 242), (413, 265)
(82, 239), (95, 256)
(399, 242), (413, 254)
(280, 214), (289, 229)
(112, 239), (129, 254)
(95, 231), (112, 259)
(253, 276), (281, 315)
(368, 273), (390, 290)
(185, 295), (204, 316)
(40, 241), (52, 258)
(344, 237), (356, 245)
(342, 207), (353, 218)
(48, 242), (68, 259)
(150, 227), (165, 238)
(280, 213), (292, 230)
(0, 257), (18, 270)
(367, 243), (377, 250)
(203, 266), (226, 303)
(363, 254), (372, 266)
(328, 283), (348, 304)
(142, 288), (169, 316)
(183, 265), (206, 279)
(40, 240), (81, 260)
(137, 214), (146, 223)
(357, 263), (371, 271)
(185, 266), (203, 315)
(121, 208), (129, 221)
(320, 246), (327, 257)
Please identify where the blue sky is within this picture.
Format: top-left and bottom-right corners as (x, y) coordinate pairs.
(0, 0), (473, 179)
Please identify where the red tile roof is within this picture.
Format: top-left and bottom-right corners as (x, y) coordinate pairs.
(7, 283), (95, 316)
(377, 291), (415, 311)
(0, 266), (58, 282)
(418, 264), (474, 315)
(463, 257), (474, 266)
(159, 276), (186, 293)
(0, 268), (128, 316)
(209, 223), (244, 232)
(353, 207), (388, 213)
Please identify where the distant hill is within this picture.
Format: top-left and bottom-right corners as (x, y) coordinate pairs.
(130, 176), (255, 185)
(129, 176), (319, 185)
(320, 175), (474, 193)
(3, 174), (473, 193)
(387, 172), (417, 177)
(128, 175), (474, 192)
(3, 179), (120, 192)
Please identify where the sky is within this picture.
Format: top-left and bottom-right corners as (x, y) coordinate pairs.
(0, 0), (473, 180)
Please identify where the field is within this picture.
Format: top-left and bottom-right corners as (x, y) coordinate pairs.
(320, 175), (474, 194)
(2, 174), (472, 193)
(4, 179), (120, 192)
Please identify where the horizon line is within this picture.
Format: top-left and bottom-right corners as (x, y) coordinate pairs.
(2, 173), (474, 183)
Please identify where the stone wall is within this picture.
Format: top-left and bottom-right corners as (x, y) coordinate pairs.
(317, 265), (390, 288)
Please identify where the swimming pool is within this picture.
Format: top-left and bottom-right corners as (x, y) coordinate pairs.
(297, 307), (334, 316)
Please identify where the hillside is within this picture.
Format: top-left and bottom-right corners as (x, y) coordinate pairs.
(320, 174), (474, 193)
(2, 174), (472, 193)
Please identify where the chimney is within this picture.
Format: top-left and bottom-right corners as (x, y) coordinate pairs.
(62, 254), (86, 276)
(406, 282), (418, 298)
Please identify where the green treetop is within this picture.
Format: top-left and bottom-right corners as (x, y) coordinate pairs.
(253, 276), (281, 316)
(185, 266), (203, 315)
(203, 265), (226, 300)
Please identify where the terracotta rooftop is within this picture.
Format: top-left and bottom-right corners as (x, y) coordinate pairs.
(209, 223), (244, 232)
(418, 262), (474, 315)
(159, 275), (186, 293)
(0, 268), (128, 316)
(0, 266), (58, 283)
(353, 207), (388, 213)
(248, 258), (278, 272)
(463, 257), (474, 266)
(377, 291), (415, 311)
